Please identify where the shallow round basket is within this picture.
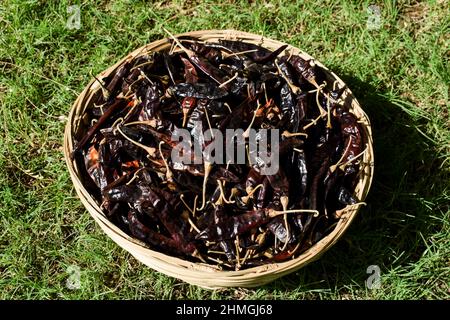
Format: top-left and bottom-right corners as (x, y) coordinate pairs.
(64, 30), (374, 289)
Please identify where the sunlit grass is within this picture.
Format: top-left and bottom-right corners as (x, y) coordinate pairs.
(0, 0), (448, 299)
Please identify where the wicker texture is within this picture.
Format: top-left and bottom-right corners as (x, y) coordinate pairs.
(64, 30), (374, 288)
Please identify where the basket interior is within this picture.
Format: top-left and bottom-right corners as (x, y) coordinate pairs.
(64, 30), (374, 288)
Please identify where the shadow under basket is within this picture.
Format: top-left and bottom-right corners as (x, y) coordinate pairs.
(64, 30), (374, 289)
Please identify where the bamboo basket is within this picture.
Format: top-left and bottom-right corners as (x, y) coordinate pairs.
(64, 30), (374, 289)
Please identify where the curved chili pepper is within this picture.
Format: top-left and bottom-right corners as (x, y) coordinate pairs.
(189, 53), (229, 86)
(180, 56), (198, 84)
(288, 55), (316, 84)
(146, 188), (189, 242)
(218, 40), (277, 63)
(166, 36), (229, 87)
(172, 171), (203, 193)
(270, 248), (298, 262)
(245, 168), (264, 191)
(254, 45), (288, 64)
(279, 83), (299, 132)
(310, 148), (331, 212)
(196, 208), (269, 241)
(163, 52), (177, 85)
(104, 184), (136, 203)
(186, 41), (223, 66)
(296, 92), (308, 122)
(103, 60), (131, 100)
(267, 216), (296, 244)
(210, 166), (241, 183)
(294, 148), (308, 198)
(187, 98), (207, 129)
(169, 83), (228, 100)
(335, 109), (363, 176)
(256, 177), (270, 209)
(330, 85), (347, 101)
(121, 68), (142, 96)
(102, 168), (139, 193)
(72, 98), (128, 158)
(128, 210), (196, 255)
(276, 58), (297, 85)
(213, 205), (236, 262)
(267, 167), (289, 207)
(139, 82), (163, 120)
(181, 96), (197, 127)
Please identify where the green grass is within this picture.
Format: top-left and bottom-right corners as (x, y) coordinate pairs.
(0, 0), (449, 300)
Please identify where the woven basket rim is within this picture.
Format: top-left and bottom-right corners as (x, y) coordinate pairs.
(63, 29), (374, 288)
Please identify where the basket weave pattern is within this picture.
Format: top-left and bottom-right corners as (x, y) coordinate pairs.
(64, 30), (374, 288)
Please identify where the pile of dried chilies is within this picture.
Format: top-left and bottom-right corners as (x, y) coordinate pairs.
(72, 31), (366, 270)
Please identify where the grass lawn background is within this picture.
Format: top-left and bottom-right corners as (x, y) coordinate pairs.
(0, 0), (448, 299)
